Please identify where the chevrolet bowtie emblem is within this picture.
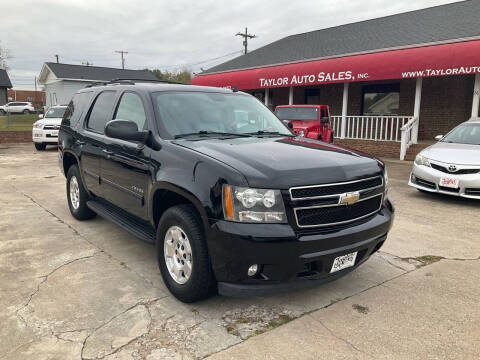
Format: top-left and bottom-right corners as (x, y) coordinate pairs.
(339, 192), (360, 205)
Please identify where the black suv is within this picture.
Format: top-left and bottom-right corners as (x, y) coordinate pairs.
(58, 80), (394, 302)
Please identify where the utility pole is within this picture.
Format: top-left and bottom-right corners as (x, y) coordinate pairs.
(115, 50), (128, 69)
(54, 54), (59, 63)
(236, 27), (257, 54)
(82, 61), (93, 66)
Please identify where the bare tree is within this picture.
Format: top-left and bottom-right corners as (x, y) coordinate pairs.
(0, 41), (12, 70)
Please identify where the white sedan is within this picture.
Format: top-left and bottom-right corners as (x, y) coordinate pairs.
(32, 105), (67, 150)
(409, 119), (480, 199)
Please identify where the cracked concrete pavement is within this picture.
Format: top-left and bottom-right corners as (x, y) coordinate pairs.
(0, 144), (479, 359)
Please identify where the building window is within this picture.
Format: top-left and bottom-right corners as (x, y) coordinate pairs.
(304, 89), (320, 104)
(362, 84), (400, 115)
(27, 97), (33, 102)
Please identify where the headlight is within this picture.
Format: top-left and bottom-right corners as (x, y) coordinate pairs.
(414, 154), (431, 167)
(222, 185), (286, 223)
(384, 167), (389, 199)
(33, 122), (43, 129)
(298, 130), (305, 137)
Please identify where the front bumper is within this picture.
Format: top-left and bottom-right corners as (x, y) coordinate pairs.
(207, 201), (394, 296)
(409, 162), (480, 199)
(32, 129), (59, 144)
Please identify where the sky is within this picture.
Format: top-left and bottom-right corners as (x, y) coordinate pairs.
(1, 0), (462, 89)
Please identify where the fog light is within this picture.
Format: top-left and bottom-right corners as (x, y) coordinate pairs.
(247, 264), (259, 277)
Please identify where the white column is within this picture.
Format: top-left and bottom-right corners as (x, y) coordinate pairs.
(264, 88), (269, 107)
(472, 73), (480, 119)
(340, 83), (349, 139)
(412, 77), (422, 143)
(288, 87), (293, 105)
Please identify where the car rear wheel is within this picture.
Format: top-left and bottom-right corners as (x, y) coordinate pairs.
(66, 165), (96, 220)
(23, 109), (30, 114)
(34, 142), (46, 151)
(157, 204), (215, 302)
(0, 110), (5, 115)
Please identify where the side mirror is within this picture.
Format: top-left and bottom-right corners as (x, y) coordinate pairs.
(434, 135), (443, 141)
(38, 114), (44, 119)
(321, 116), (329, 124)
(105, 120), (149, 143)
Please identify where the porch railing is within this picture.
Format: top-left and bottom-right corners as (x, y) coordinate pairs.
(331, 116), (413, 142)
(399, 116), (419, 160)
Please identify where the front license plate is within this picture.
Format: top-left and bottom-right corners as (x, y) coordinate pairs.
(440, 177), (458, 188)
(330, 252), (358, 273)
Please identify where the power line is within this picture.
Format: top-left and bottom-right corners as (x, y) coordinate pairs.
(148, 50), (242, 70)
(115, 50), (128, 69)
(236, 27), (257, 54)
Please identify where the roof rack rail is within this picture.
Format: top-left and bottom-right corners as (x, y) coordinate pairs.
(111, 78), (184, 85)
(85, 78), (184, 88)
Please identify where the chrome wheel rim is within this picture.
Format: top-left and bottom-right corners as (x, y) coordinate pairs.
(164, 226), (193, 284)
(69, 176), (80, 210)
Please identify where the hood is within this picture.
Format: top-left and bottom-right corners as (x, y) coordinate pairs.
(422, 142), (480, 165)
(174, 136), (381, 189)
(37, 117), (63, 126)
(290, 120), (317, 130)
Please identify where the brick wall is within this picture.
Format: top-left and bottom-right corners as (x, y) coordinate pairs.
(419, 75), (474, 140)
(334, 138), (400, 160)
(0, 131), (32, 144)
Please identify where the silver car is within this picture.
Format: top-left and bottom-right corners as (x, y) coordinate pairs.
(408, 119), (480, 199)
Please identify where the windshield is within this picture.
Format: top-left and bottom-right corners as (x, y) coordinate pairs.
(45, 107), (66, 118)
(154, 92), (292, 138)
(276, 107), (318, 121)
(441, 123), (480, 145)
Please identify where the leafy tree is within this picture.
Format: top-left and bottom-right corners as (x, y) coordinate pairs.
(145, 68), (192, 84)
(0, 41), (11, 70)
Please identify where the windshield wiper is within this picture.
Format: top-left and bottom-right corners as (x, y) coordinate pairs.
(174, 131), (252, 139)
(244, 130), (294, 137)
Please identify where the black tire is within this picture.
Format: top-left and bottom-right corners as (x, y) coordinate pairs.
(23, 109), (30, 114)
(157, 204), (215, 302)
(66, 165), (96, 220)
(0, 110), (5, 116)
(34, 142), (46, 151)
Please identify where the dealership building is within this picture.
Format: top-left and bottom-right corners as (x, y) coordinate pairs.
(191, 1), (480, 159)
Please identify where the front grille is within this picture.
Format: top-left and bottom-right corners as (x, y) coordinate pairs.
(290, 176), (383, 199)
(295, 194), (382, 228)
(43, 125), (60, 130)
(465, 188), (480, 196)
(431, 163), (479, 175)
(439, 186), (459, 193)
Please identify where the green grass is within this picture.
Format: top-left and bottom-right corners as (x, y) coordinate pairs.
(0, 114), (39, 131)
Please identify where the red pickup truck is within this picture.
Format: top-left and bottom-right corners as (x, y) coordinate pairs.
(275, 105), (334, 143)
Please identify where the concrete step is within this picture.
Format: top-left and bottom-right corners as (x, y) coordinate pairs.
(404, 142), (434, 161)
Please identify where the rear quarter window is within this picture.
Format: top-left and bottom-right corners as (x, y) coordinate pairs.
(62, 91), (94, 128)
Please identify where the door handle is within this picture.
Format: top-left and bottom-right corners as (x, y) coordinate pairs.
(76, 140), (85, 146)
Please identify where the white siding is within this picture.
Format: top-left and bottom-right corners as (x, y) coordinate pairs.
(44, 80), (91, 107)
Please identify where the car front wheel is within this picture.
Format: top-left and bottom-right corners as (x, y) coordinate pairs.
(23, 109), (30, 114)
(66, 165), (96, 220)
(157, 204), (215, 302)
(34, 142), (46, 151)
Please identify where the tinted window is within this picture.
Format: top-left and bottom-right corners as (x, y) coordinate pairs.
(86, 91), (116, 133)
(45, 107), (66, 118)
(63, 91), (94, 126)
(114, 92), (146, 130)
(276, 107), (318, 121)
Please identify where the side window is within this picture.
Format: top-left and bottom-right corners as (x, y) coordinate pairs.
(63, 91), (93, 126)
(114, 92), (147, 130)
(86, 91), (116, 133)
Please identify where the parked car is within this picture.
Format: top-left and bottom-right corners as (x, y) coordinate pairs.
(409, 119), (480, 198)
(58, 80), (393, 302)
(275, 104), (334, 142)
(0, 101), (35, 115)
(32, 105), (67, 150)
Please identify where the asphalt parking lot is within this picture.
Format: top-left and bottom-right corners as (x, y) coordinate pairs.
(1, 144), (479, 360)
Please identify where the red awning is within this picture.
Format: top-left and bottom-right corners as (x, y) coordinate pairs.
(191, 40), (480, 90)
